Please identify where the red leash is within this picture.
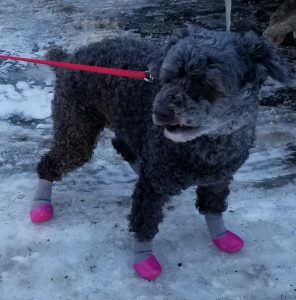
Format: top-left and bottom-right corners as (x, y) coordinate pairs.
(0, 54), (153, 82)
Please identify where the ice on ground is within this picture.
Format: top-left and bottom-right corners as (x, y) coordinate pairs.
(0, 80), (52, 119)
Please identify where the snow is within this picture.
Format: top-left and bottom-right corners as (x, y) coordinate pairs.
(0, 80), (52, 119)
(0, 1), (295, 299)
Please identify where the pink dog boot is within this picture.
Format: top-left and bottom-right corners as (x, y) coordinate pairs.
(30, 203), (54, 223)
(133, 255), (162, 280)
(213, 230), (244, 253)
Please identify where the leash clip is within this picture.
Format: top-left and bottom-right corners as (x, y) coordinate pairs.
(144, 71), (154, 82)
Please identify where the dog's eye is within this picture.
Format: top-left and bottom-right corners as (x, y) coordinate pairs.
(207, 57), (214, 65)
(178, 67), (187, 78)
(188, 82), (223, 104)
(204, 89), (223, 103)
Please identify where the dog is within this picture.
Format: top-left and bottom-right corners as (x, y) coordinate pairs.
(30, 26), (289, 280)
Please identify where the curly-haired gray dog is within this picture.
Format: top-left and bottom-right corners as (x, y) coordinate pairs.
(31, 27), (289, 280)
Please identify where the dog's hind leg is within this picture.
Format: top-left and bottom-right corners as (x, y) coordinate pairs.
(129, 175), (164, 280)
(30, 101), (106, 223)
(196, 182), (244, 253)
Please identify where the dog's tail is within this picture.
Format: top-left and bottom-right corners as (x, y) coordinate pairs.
(45, 47), (68, 62)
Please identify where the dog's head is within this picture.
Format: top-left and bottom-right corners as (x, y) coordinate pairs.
(152, 27), (290, 142)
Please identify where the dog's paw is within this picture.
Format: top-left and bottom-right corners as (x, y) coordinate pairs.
(133, 255), (162, 280)
(213, 230), (244, 253)
(30, 203), (54, 223)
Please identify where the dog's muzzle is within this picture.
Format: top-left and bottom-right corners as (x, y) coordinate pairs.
(152, 112), (196, 133)
(153, 107), (201, 143)
(152, 106), (175, 124)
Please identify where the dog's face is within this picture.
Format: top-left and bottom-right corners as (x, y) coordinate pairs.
(153, 28), (290, 142)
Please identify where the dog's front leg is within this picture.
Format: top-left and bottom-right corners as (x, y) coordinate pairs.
(129, 176), (164, 280)
(196, 181), (244, 253)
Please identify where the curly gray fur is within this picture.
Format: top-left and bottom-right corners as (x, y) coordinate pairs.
(37, 27), (289, 241)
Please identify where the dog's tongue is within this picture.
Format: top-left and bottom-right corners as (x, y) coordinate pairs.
(166, 122), (183, 131)
(166, 119), (186, 130)
(169, 121), (183, 127)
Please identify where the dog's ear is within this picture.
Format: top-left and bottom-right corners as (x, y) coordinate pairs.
(242, 31), (290, 84)
(164, 27), (191, 52)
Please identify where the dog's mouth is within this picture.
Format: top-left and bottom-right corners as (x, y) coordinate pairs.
(152, 114), (200, 138)
(164, 121), (202, 142)
(165, 122), (195, 132)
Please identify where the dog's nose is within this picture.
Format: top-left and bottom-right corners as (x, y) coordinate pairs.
(153, 106), (175, 124)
